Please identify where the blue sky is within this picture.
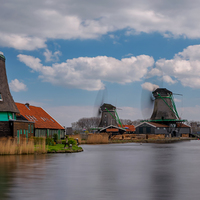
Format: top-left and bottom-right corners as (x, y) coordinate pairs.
(1, 0), (200, 126)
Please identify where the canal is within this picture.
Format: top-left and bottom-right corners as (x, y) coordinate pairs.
(1, 140), (200, 200)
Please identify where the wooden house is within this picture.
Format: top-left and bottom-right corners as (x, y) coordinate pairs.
(118, 124), (135, 133)
(15, 103), (65, 139)
(99, 125), (126, 134)
(135, 122), (191, 138)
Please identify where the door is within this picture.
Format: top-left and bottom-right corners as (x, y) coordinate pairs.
(58, 130), (60, 140)
(17, 130), (20, 144)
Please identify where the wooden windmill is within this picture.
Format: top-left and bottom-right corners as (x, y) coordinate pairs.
(0, 53), (19, 119)
(147, 88), (187, 136)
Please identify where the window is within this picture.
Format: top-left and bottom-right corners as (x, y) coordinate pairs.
(28, 124), (30, 133)
(31, 124), (34, 133)
(0, 93), (2, 101)
(139, 127), (143, 134)
(146, 127), (151, 133)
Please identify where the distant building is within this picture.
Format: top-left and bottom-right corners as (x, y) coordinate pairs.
(118, 124), (135, 133)
(15, 103), (65, 139)
(135, 122), (191, 138)
(100, 125), (126, 135)
(190, 122), (200, 133)
(66, 127), (73, 135)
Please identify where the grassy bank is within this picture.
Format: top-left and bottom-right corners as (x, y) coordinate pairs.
(47, 144), (83, 153)
(0, 137), (82, 155)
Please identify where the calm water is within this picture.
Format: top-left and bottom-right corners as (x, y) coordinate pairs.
(1, 141), (200, 200)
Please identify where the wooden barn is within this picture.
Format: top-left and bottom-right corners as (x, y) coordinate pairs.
(99, 125), (126, 134)
(0, 53), (34, 139)
(15, 103), (65, 139)
(135, 122), (191, 138)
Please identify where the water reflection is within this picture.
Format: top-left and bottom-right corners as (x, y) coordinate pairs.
(1, 141), (200, 200)
(150, 145), (177, 200)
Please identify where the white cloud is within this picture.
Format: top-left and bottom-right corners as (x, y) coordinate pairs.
(141, 82), (159, 91)
(43, 49), (62, 62)
(1, 1), (200, 50)
(163, 75), (177, 84)
(18, 54), (43, 72)
(17, 54), (154, 91)
(9, 79), (27, 92)
(156, 45), (200, 88)
(0, 33), (46, 50)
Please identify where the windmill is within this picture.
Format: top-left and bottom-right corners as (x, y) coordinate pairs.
(139, 66), (190, 137)
(142, 88), (187, 136)
(93, 88), (124, 133)
(98, 103), (123, 128)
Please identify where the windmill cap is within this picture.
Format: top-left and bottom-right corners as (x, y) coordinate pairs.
(152, 88), (172, 97)
(0, 52), (5, 61)
(101, 103), (116, 110)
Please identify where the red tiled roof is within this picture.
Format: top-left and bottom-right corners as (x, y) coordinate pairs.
(15, 103), (64, 130)
(177, 123), (190, 128)
(106, 128), (119, 132)
(147, 122), (169, 128)
(118, 124), (135, 132)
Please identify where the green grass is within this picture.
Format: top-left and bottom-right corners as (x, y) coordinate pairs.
(47, 144), (83, 153)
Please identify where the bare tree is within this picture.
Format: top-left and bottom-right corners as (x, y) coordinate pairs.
(120, 119), (142, 126)
(72, 117), (100, 131)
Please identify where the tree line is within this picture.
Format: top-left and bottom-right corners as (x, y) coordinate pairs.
(71, 117), (142, 132)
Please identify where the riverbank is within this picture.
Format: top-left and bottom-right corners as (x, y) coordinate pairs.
(78, 135), (194, 144)
(47, 144), (83, 153)
(0, 138), (83, 155)
(109, 137), (193, 144)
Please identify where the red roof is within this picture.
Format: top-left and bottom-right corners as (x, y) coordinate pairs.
(176, 123), (190, 128)
(118, 124), (135, 132)
(15, 103), (64, 130)
(106, 128), (119, 132)
(147, 122), (169, 128)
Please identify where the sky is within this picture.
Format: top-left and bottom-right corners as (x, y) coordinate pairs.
(1, 0), (200, 127)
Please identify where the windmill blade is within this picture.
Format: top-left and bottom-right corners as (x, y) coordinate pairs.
(93, 87), (107, 118)
(173, 93), (183, 96)
(140, 66), (163, 120)
(141, 88), (155, 120)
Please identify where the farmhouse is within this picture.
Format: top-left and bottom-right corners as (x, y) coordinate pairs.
(15, 103), (65, 139)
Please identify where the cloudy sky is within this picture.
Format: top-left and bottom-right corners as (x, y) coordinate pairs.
(1, 0), (200, 126)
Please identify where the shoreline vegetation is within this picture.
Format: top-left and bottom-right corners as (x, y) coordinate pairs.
(0, 137), (83, 155)
(0, 134), (195, 155)
(70, 133), (193, 145)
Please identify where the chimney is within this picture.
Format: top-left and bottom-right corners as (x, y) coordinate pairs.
(25, 103), (30, 109)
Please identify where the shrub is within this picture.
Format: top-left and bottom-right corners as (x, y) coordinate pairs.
(61, 140), (66, 145)
(46, 137), (54, 146)
(57, 140), (62, 144)
(73, 130), (80, 135)
(30, 137), (45, 145)
(53, 134), (58, 143)
(68, 138), (77, 146)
